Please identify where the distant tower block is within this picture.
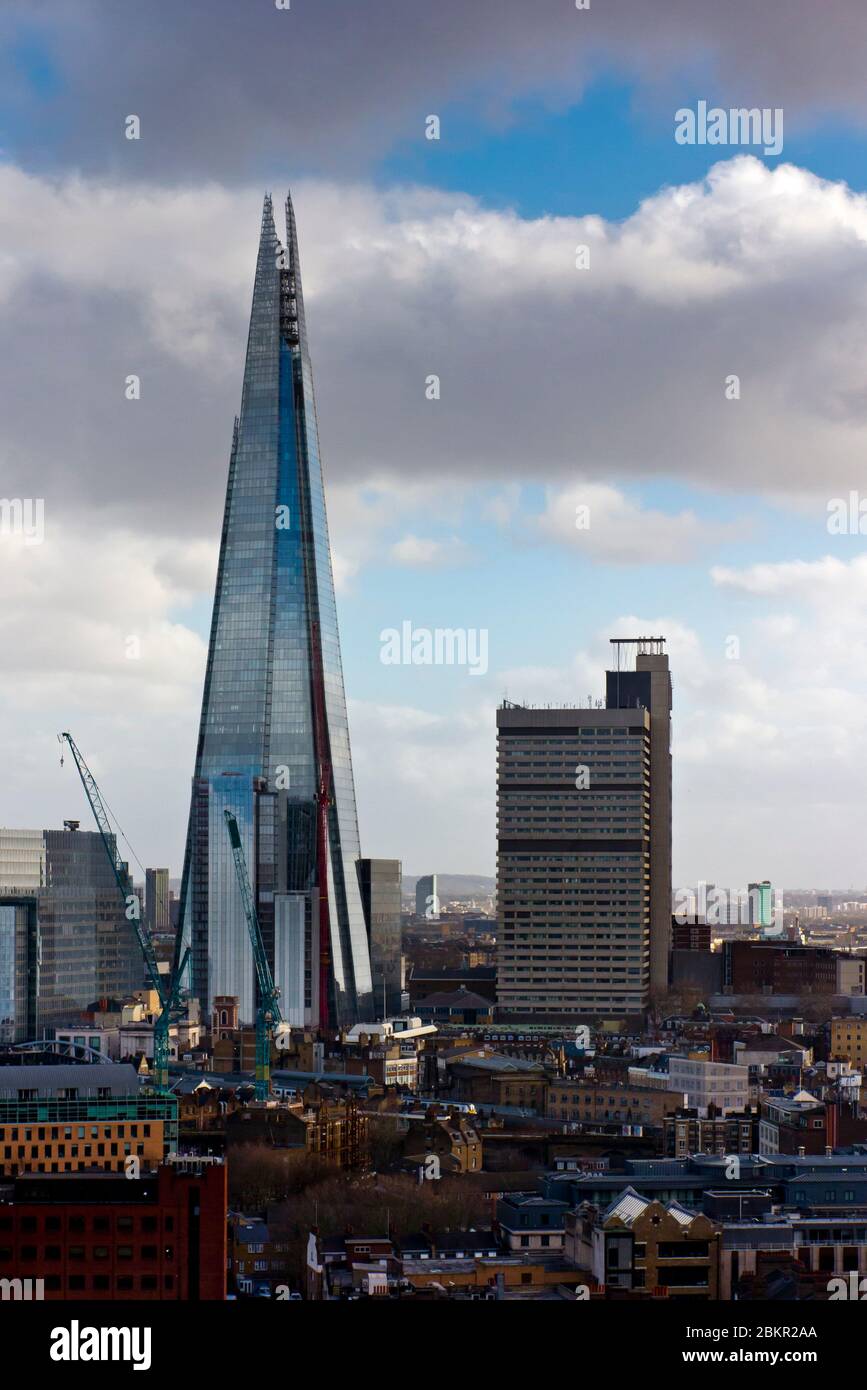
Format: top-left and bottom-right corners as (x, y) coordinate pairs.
(415, 875), (439, 920)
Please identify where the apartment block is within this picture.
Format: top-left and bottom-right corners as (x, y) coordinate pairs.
(496, 639), (671, 1021)
(664, 1107), (760, 1158)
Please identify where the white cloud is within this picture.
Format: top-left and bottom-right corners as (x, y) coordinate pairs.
(389, 534), (469, 567)
(327, 477), (468, 590)
(713, 553), (867, 604)
(9, 157), (867, 537)
(0, 523), (209, 870)
(349, 698), (494, 869)
(537, 482), (746, 562)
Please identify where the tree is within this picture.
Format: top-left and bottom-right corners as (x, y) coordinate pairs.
(267, 1172), (489, 1284)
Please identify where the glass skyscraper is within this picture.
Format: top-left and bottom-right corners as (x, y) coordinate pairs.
(179, 193), (373, 1028)
(0, 826), (143, 1041)
(358, 858), (403, 1018)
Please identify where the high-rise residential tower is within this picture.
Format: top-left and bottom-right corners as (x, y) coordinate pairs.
(179, 193), (373, 1028)
(496, 639), (672, 1022)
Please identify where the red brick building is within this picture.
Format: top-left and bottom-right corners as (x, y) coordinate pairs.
(723, 941), (837, 995)
(0, 1160), (226, 1300)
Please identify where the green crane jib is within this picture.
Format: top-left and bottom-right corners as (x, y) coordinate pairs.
(223, 809), (282, 1101)
(58, 732), (189, 1091)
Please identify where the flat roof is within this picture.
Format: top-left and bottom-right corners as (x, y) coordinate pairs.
(0, 1063), (142, 1098)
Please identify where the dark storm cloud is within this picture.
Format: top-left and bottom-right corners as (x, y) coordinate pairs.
(5, 0), (867, 182)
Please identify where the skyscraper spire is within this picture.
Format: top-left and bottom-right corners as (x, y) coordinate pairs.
(178, 192), (373, 1028)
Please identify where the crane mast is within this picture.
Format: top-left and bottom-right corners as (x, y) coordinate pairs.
(58, 731), (188, 1090)
(223, 809), (282, 1100)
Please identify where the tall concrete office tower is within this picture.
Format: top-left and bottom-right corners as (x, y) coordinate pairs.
(179, 194), (373, 1028)
(496, 638), (672, 1022)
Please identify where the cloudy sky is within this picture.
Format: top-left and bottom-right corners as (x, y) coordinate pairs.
(3, 0), (867, 891)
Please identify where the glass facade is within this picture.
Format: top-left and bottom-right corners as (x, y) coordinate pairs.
(180, 194), (373, 1026)
(0, 828), (143, 1039)
(0, 905), (18, 1043)
(358, 859), (403, 1017)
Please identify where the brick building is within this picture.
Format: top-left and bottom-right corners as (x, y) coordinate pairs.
(723, 941), (838, 995)
(663, 1106), (760, 1158)
(403, 1113), (483, 1173)
(446, 1054), (548, 1111)
(0, 1160), (226, 1299)
(759, 1094), (867, 1155)
(547, 1079), (683, 1128)
(566, 1187), (720, 1298)
(829, 1016), (867, 1069)
(225, 1097), (367, 1169)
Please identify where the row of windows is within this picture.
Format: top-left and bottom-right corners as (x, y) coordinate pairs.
(33, 1273), (175, 1293)
(10, 1089), (116, 1104)
(501, 1000), (646, 1010)
(556, 1108), (652, 1121)
(0, 1214), (172, 1234)
(1, 1124), (152, 1141)
(2, 1156), (146, 1175)
(1, 1244), (173, 1262)
(501, 732), (641, 742)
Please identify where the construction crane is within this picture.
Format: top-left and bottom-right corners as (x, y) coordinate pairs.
(223, 809), (282, 1100)
(58, 732), (189, 1090)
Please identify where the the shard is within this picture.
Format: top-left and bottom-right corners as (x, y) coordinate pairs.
(178, 193), (374, 1029)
